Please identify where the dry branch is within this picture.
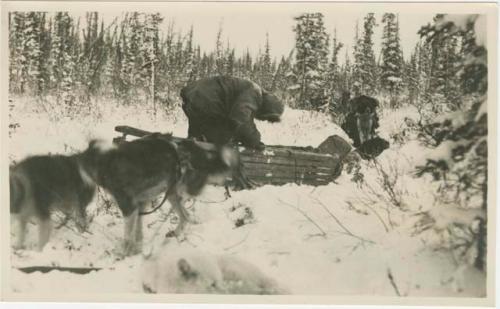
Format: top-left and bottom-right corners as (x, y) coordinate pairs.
(278, 198), (326, 238)
(387, 268), (401, 296)
(311, 197), (376, 244)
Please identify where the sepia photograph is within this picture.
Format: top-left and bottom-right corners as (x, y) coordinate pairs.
(0, 1), (497, 306)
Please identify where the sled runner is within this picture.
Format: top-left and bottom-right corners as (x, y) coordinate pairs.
(113, 125), (344, 186)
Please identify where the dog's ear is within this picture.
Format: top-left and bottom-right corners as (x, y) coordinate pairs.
(88, 139), (99, 150)
(87, 139), (115, 153)
(178, 258), (198, 280)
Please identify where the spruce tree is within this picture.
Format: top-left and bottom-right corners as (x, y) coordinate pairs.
(359, 13), (378, 96)
(289, 12), (330, 110)
(326, 28), (343, 112)
(273, 50), (293, 93)
(380, 13), (404, 104)
(142, 13), (163, 113)
(184, 26), (195, 81)
(407, 45), (420, 104)
(50, 12), (77, 106)
(260, 33), (273, 89)
(118, 12), (143, 99)
(224, 43), (235, 76)
(243, 49), (253, 79)
(215, 23), (225, 75)
(420, 14), (463, 111)
(103, 21), (121, 97)
(81, 12), (107, 97)
(417, 40), (432, 106)
(351, 21), (364, 96)
(416, 14), (488, 272)
(23, 12), (45, 95)
(191, 46), (202, 81)
(38, 13), (52, 95)
(459, 19), (486, 95)
(9, 12), (50, 95)
(9, 12), (24, 93)
(341, 48), (352, 95)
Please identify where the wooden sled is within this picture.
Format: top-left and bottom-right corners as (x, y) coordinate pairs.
(114, 125), (344, 187)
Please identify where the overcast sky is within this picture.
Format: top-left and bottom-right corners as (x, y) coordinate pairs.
(95, 3), (437, 63)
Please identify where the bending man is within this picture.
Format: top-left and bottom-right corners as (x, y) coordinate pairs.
(180, 76), (284, 150)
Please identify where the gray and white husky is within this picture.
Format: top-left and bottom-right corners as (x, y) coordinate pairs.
(10, 153), (96, 251)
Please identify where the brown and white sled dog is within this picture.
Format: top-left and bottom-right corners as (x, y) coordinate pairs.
(9, 153), (96, 251)
(79, 134), (241, 256)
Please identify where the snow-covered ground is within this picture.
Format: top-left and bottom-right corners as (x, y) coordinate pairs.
(8, 97), (486, 297)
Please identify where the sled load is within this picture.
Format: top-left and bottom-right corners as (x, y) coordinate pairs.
(114, 126), (348, 187)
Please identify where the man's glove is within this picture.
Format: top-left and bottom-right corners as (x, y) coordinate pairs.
(255, 142), (266, 151)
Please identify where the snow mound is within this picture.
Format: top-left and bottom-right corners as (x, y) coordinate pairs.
(377, 105), (420, 141)
(142, 243), (288, 294)
(257, 107), (350, 147)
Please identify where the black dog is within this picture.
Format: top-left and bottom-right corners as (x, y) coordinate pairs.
(341, 95), (380, 147)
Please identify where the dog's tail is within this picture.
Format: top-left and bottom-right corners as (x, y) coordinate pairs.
(9, 170), (26, 214)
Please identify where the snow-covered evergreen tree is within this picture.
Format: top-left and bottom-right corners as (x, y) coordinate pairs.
(49, 12), (77, 106)
(416, 40), (432, 106)
(406, 45), (420, 104)
(352, 14), (378, 97)
(79, 12), (107, 98)
(326, 29), (344, 114)
(380, 13), (404, 104)
(420, 14), (463, 112)
(23, 12), (42, 94)
(289, 12), (330, 110)
(141, 13), (163, 113)
(9, 12), (51, 95)
(198, 52), (215, 78)
(351, 21), (363, 96)
(102, 21), (121, 97)
(215, 23), (225, 75)
(184, 25), (196, 81)
(341, 48), (353, 95)
(259, 33), (273, 89)
(118, 12), (143, 98)
(359, 13), (378, 96)
(224, 43), (235, 76)
(38, 14), (52, 94)
(9, 12), (26, 93)
(416, 14), (488, 273)
(273, 50), (293, 94)
(459, 19), (486, 95)
(243, 49), (253, 79)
